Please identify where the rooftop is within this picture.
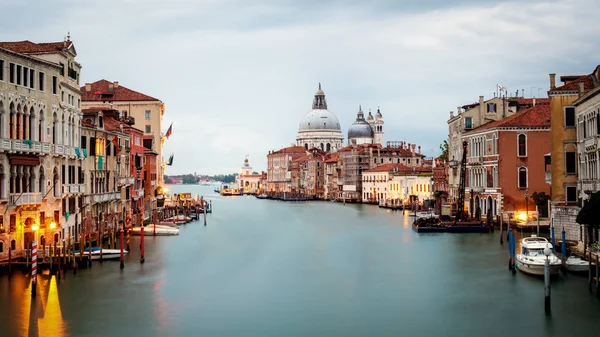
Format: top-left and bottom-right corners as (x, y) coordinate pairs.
(0, 40), (72, 54)
(81, 79), (160, 102)
(269, 146), (307, 155)
(466, 104), (550, 133)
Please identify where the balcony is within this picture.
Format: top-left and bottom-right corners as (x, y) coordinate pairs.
(4, 139), (52, 155)
(0, 138), (10, 151)
(53, 144), (65, 155)
(10, 192), (42, 205)
(92, 191), (121, 203)
(467, 157), (483, 165)
(584, 137), (598, 153)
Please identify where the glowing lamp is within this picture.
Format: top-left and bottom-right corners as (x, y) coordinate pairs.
(517, 212), (527, 221)
(50, 222), (57, 229)
(31, 225), (38, 231)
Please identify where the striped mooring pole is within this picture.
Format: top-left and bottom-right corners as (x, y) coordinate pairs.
(31, 241), (37, 296)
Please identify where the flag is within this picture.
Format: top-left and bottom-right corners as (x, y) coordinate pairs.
(111, 136), (120, 155)
(167, 154), (174, 166)
(497, 84), (506, 92)
(165, 123), (173, 139)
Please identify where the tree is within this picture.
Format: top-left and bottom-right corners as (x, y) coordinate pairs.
(531, 191), (550, 218)
(439, 140), (449, 161)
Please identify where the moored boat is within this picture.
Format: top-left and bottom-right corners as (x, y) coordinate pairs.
(565, 255), (595, 273)
(74, 247), (129, 260)
(516, 235), (562, 276)
(132, 225), (179, 236)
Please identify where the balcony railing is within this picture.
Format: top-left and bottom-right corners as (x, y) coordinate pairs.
(584, 137), (598, 152)
(92, 191), (121, 203)
(10, 192), (42, 205)
(53, 144), (65, 155)
(1, 139), (11, 150)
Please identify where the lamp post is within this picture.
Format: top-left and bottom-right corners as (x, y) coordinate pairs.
(525, 188), (529, 225)
(544, 245), (552, 314)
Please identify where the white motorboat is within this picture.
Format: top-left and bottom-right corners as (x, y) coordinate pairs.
(75, 247), (128, 261)
(132, 225), (179, 236)
(415, 211), (436, 220)
(566, 255), (594, 273)
(516, 235), (562, 276)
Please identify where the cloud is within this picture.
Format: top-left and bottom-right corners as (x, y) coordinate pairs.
(2, 0), (599, 175)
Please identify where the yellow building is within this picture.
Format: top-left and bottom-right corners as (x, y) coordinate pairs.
(548, 69), (598, 243)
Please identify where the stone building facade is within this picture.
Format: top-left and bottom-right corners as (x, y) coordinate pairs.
(296, 84), (343, 152)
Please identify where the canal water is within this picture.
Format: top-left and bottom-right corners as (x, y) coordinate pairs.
(1, 185), (599, 337)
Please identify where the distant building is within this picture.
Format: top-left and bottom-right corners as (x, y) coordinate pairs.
(296, 84), (343, 152)
(266, 145), (307, 192)
(236, 157), (263, 194)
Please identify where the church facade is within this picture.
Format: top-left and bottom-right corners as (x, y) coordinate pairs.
(296, 84), (344, 152)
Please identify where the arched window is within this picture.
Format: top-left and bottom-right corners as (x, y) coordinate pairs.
(29, 107), (35, 141)
(517, 134), (527, 157)
(52, 112), (58, 144)
(39, 166), (46, 195)
(16, 104), (22, 140)
(22, 105), (28, 141)
(518, 167), (527, 189)
(9, 103), (15, 139)
(0, 241), (3, 253)
(320, 143), (324, 150)
(0, 100), (4, 138)
(38, 110), (44, 142)
(53, 167), (60, 198)
(10, 239), (16, 250)
(326, 143), (331, 152)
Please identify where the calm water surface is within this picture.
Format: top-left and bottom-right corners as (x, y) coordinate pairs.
(1, 185), (599, 337)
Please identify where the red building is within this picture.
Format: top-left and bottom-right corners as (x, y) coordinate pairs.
(143, 136), (158, 222)
(462, 103), (551, 218)
(266, 146), (308, 192)
(432, 158), (449, 193)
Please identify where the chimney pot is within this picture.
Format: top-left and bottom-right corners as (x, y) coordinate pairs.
(418, 145), (421, 154)
(449, 111), (454, 118)
(578, 81), (585, 97)
(108, 83), (114, 91)
(533, 98), (536, 107)
(85, 83), (91, 92)
(549, 73), (556, 89)
(457, 106), (462, 115)
(114, 81), (119, 89)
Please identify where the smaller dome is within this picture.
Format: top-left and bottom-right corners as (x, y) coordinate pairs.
(348, 106), (374, 139)
(376, 107), (383, 119)
(367, 109), (374, 121)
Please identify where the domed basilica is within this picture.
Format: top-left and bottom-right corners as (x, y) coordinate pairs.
(296, 84), (385, 152)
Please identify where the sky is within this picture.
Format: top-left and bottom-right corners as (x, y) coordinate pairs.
(1, 0), (599, 175)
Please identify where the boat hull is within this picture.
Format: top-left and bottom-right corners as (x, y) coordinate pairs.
(131, 226), (179, 236)
(516, 259), (561, 276)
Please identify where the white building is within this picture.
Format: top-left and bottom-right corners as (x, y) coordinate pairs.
(361, 163), (395, 204)
(236, 156), (263, 194)
(388, 172), (433, 206)
(575, 81), (600, 197)
(296, 84), (343, 152)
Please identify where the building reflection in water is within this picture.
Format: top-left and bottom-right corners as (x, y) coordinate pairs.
(20, 275), (68, 337)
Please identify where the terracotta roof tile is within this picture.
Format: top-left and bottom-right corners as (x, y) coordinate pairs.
(292, 155), (311, 162)
(81, 79), (159, 102)
(324, 153), (339, 163)
(0, 40), (70, 54)
(467, 104), (550, 133)
(509, 98), (549, 105)
(103, 117), (122, 132)
(364, 163), (401, 173)
(270, 145), (307, 155)
(550, 74), (594, 92)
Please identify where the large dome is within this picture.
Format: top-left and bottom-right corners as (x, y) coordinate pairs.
(348, 106), (374, 139)
(299, 109), (341, 131)
(298, 83), (341, 131)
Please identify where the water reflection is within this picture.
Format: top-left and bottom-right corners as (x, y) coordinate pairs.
(19, 275), (68, 337)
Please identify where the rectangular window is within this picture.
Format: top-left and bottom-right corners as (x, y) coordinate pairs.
(464, 117), (473, 130)
(565, 107), (575, 127)
(145, 110), (151, 119)
(29, 68), (34, 89)
(81, 135), (87, 149)
(0, 59), (4, 81)
(89, 137), (96, 155)
(23, 67), (28, 87)
(39, 72), (45, 91)
(52, 76), (58, 94)
(566, 186), (577, 203)
(61, 91), (65, 102)
(145, 125), (151, 133)
(566, 151), (576, 174)
(9, 63), (15, 83)
(487, 103), (496, 113)
(16, 65), (22, 85)
(78, 98), (80, 108)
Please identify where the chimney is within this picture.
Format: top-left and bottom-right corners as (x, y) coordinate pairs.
(407, 143), (411, 151)
(449, 111), (454, 118)
(85, 83), (91, 92)
(578, 81), (585, 98)
(108, 83), (114, 91)
(418, 145), (421, 154)
(411, 144), (416, 156)
(114, 81), (119, 89)
(457, 106), (462, 115)
(549, 73), (556, 89)
(479, 95), (484, 105)
(533, 98), (536, 107)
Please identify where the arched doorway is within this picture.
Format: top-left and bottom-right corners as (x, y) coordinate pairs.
(487, 196), (493, 216)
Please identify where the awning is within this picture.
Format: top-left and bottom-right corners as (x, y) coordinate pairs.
(9, 155), (41, 166)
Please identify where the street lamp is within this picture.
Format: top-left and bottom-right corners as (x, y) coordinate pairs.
(525, 188), (529, 224)
(543, 244), (552, 314)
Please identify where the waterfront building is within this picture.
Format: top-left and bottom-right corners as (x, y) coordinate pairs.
(296, 84), (343, 152)
(461, 103), (551, 219)
(143, 135), (158, 222)
(366, 108), (384, 145)
(300, 149), (326, 198)
(371, 141), (428, 168)
(548, 69), (598, 244)
(574, 66), (600, 248)
(347, 106), (374, 145)
(81, 80), (166, 190)
(266, 145), (307, 192)
(432, 158), (449, 193)
(323, 152), (340, 200)
(446, 96), (544, 200)
(338, 144), (377, 202)
(80, 108), (128, 233)
(0, 38), (83, 255)
(362, 163), (396, 204)
(387, 166), (433, 207)
(236, 157), (263, 194)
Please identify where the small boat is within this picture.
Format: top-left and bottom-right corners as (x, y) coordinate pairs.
(415, 211), (436, 220)
(566, 255), (594, 273)
(74, 247), (128, 261)
(131, 225), (179, 236)
(516, 235), (562, 276)
(255, 195), (268, 200)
